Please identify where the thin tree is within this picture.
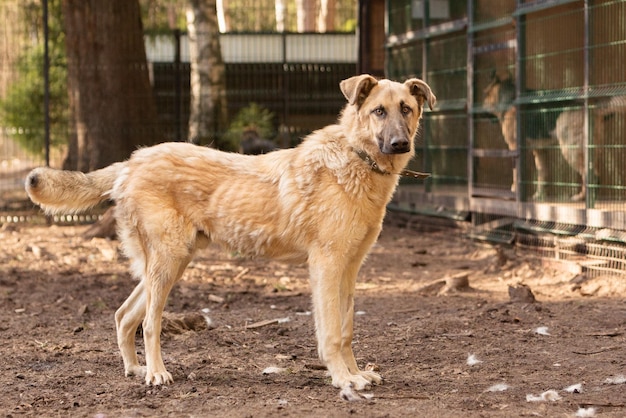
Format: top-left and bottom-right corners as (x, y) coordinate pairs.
(186, 0), (229, 149)
(317, 0), (336, 32)
(275, 0), (286, 32)
(296, 0), (316, 32)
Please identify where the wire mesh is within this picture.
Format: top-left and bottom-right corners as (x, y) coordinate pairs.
(0, 2), (358, 211)
(518, 4), (585, 100)
(588, 0), (626, 93)
(406, 112), (469, 195)
(472, 0), (516, 28)
(387, 41), (423, 81)
(384, 0), (626, 271)
(515, 220), (626, 277)
(427, 33), (468, 110)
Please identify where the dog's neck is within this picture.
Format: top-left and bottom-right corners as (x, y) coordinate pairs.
(353, 148), (389, 175)
(352, 148), (430, 179)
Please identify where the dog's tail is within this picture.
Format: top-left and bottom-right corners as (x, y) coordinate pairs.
(25, 162), (126, 214)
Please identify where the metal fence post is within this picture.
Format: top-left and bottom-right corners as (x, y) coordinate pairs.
(174, 29), (182, 142)
(282, 32), (289, 136)
(42, 0), (50, 166)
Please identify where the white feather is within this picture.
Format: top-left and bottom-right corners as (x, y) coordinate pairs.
(564, 383), (583, 393)
(526, 390), (561, 402)
(466, 353), (483, 366)
(575, 407), (597, 417)
(603, 374), (626, 384)
(485, 383), (509, 392)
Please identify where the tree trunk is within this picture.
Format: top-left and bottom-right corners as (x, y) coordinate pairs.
(186, 0), (229, 149)
(61, 0), (162, 239)
(275, 0), (286, 32)
(61, 0), (162, 172)
(216, 0), (229, 32)
(296, 0), (316, 32)
(317, 0), (336, 32)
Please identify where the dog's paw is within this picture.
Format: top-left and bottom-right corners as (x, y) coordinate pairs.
(359, 370), (382, 385)
(125, 365), (147, 378)
(145, 370), (173, 386)
(332, 373), (371, 392)
(532, 190), (546, 201)
(339, 386), (362, 402)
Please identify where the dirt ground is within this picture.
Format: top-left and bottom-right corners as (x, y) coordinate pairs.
(1, 214), (624, 418)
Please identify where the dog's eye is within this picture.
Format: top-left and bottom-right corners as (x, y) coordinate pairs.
(401, 105), (412, 115)
(372, 107), (385, 117)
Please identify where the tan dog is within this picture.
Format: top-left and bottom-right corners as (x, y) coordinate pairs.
(484, 75), (626, 202)
(482, 74), (552, 200)
(25, 75), (435, 400)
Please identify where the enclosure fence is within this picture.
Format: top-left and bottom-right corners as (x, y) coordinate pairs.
(146, 31), (357, 144)
(0, 0), (357, 216)
(387, 0), (626, 275)
(2, 0), (626, 275)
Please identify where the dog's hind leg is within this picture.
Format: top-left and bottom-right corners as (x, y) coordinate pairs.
(115, 280), (147, 378)
(142, 254), (193, 386)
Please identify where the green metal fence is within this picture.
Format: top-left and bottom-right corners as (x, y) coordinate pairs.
(387, 0), (626, 227)
(387, 0), (626, 274)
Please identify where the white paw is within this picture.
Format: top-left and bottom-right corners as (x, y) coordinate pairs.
(359, 370), (382, 385)
(145, 370), (173, 386)
(332, 373), (371, 391)
(339, 386), (362, 402)
(125, 365), (147, 378)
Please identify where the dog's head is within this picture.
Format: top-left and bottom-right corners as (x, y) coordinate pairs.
(340, 75), (436, 155)
(483, 71), (515, 116)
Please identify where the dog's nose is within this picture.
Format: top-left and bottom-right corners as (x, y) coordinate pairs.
(389, 137), (410, 153)
(28, 173), (39, 188)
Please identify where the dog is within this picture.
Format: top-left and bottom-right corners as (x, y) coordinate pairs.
(482, 74), (556, 200)
(239, 127), (277, 155)
(551, 109), (590, 201)
(25, 75), (435, 400)
(483, 74), (625, 202)
(552, 95), (626, 201)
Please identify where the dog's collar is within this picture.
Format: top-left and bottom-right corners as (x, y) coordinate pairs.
(353, 149), (430, 179)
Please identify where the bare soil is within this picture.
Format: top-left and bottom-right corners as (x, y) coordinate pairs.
(1, 215), (624, 417)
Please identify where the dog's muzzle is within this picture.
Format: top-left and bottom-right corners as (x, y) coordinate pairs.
(381, 136), (411, 154)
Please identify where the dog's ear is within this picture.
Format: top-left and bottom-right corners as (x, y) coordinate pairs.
(340, 75), (379, 107)
(404, 79), (436, 110)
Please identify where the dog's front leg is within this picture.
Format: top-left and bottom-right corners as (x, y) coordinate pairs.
(309, 257), (372, 393)
(340, 261), (382, 386)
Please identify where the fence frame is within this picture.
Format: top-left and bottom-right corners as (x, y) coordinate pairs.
(386, 0), (626, 232)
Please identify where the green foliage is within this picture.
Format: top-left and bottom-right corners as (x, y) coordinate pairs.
(0, 0), (68, 157)
(224, 102), (276, 147)
(342, 18), (357, 32)
(0, 47), (69, 156)
(140, 0), (188, 33)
